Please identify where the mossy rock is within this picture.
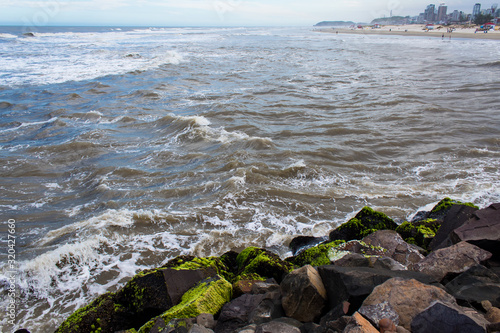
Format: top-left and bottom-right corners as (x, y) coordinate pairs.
(396, 219), (440, 249)
(161, 255), (234, 282)
(329, 207), (398, 242)
(55, 292), (127, 333)
(427, 197), (478, 220)
(236, 247), (294, 283)
(286, 240), (346, 267)
(138, 275), (232, 333)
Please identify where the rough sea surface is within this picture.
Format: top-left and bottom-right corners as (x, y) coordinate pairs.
(0, 26), (499, 332)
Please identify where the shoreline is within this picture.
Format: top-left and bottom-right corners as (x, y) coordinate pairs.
(318, 25), (500, 40)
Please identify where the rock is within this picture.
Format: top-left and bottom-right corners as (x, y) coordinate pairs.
(289, 236), (329, 256)
(236, 324), (257, 333)
(332, 252), (372, 267)
(361, 278), (457, 330)
(427, 197), (478, 221)
(413, 241), (492, 281)
(189, 324), (215, 333)
(234, 280), (260, 297)
(255, 319), (301, 333)
(287, 240), (347, 267)
(329, 207), (398, 242)
(23, 32), (35, 37)
(251, 280), (280, 295)
(487, 322), (500, 332)
(316, 315), (351, 333)
(161, 267), (218, 305)
(281, 265), (327, 322)
(378, 318), (397, 333)
(215, 294), (266, 333)
(300, 322), (320, 332)
(362, 230), (424, 268)
(317, 266), (438, 312)
(395, 219), (439, 249)
(236, 247), (293, 283)
(445, 265), (500, 308)
(372, 257), (407, 271)
(334, 240), (387, 256)
(411, 301), (488, 333)
(196, 313), (215, 329)
(139, 276), (232, 333)
(482, 301), (500, 323)
(318, 302), (350, 326)
(248, 290), (285, 325)
(428, 205), (478, 251)
(146, 318), (195, 333)
(451, 203), (500, 260)
(395, 326), (410, 333)
(343, 312), (379, 333)
(358, 301), (399, 328)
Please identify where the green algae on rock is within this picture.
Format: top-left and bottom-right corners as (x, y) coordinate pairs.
(329, 206), (398, 242)
(287, 240), (346, 267)
(235, 247), (294, 283)
(428, 197), (478, 220)
(138, 275), (232, 333)
(396, 219), (440, 249)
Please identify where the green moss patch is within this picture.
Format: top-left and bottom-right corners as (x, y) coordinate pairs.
(428, 197), (478, 220)
(287, 240), (346, 267)
(396, 219), (440, 249)
(329, 207), (398, 242)
(138, 275), (232, 333)
(235, 247), (293, 283)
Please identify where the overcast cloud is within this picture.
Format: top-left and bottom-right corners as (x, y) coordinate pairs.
(0, 0), (488, 26)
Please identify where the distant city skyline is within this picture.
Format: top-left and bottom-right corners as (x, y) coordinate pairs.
(0, 0), (496, 27)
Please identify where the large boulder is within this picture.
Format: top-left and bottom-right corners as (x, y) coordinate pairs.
(413, 241), (492, 281)
(317, 266), (438, 312)
(254, 319), (301, 333)
(451, 203), (500, 260)
(426, 197), (478, 221)
(362, 230), (425, 268)
(445, 265), (500, 308)
(361, 278), (457, 330)
(56, 260), (221, 333)
(411, 301), (488, 333)
(329, 207), (398, 242)
(358, 301), (399, 329)
(394, 219), (440, 249)
(281, 265), (327, 322)
(428, 204), (478, 251)
(139, 276), (232, 333)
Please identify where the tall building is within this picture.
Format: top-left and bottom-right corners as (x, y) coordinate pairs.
(425, 4), (436, 21)
(452, 10), (460, 21)
(472, 3), (481, 19)
(437, 3), (448, 21)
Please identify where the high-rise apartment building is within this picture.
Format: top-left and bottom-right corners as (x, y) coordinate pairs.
(472, 3), (481, 19)
(425, 4), (436, 21)
(437, 3), (448, 21)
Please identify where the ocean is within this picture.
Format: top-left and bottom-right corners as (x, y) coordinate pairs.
(0, 26), (499, 332)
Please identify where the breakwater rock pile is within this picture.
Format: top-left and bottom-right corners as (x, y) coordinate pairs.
(50, 198), (500, 333)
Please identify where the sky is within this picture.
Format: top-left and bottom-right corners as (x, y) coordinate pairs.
(0, 0), (488, 27)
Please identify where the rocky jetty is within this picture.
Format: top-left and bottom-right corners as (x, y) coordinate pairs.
(47, 198), (500, 333)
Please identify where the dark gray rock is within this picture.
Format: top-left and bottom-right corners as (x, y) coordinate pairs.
(196, 313), (215, 330)
(314, 316), (351, 333)
(332, 253), (371, 267)
(411, 301), (487, 333)
(300, 322), (320, 332)
(451, 203), (500, 261)
(290, 236), (329, 256)
(281, 265), (327, 322)
(214, 294), (266, 333)
(189, 324), (215, 333)
(445, 265), (500, 308)
(235, 324), (257, 333)
(248, 291), (285, 325)
(428, 205), (478, 251)
(162, 268), (217, 305)
(251, 281), (280, 295)
(317, 266), (438, 312)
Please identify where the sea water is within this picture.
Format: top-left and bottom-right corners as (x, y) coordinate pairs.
(0, 26), (499, 332)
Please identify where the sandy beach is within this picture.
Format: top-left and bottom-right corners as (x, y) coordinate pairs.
(319, 24), (500, 40)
